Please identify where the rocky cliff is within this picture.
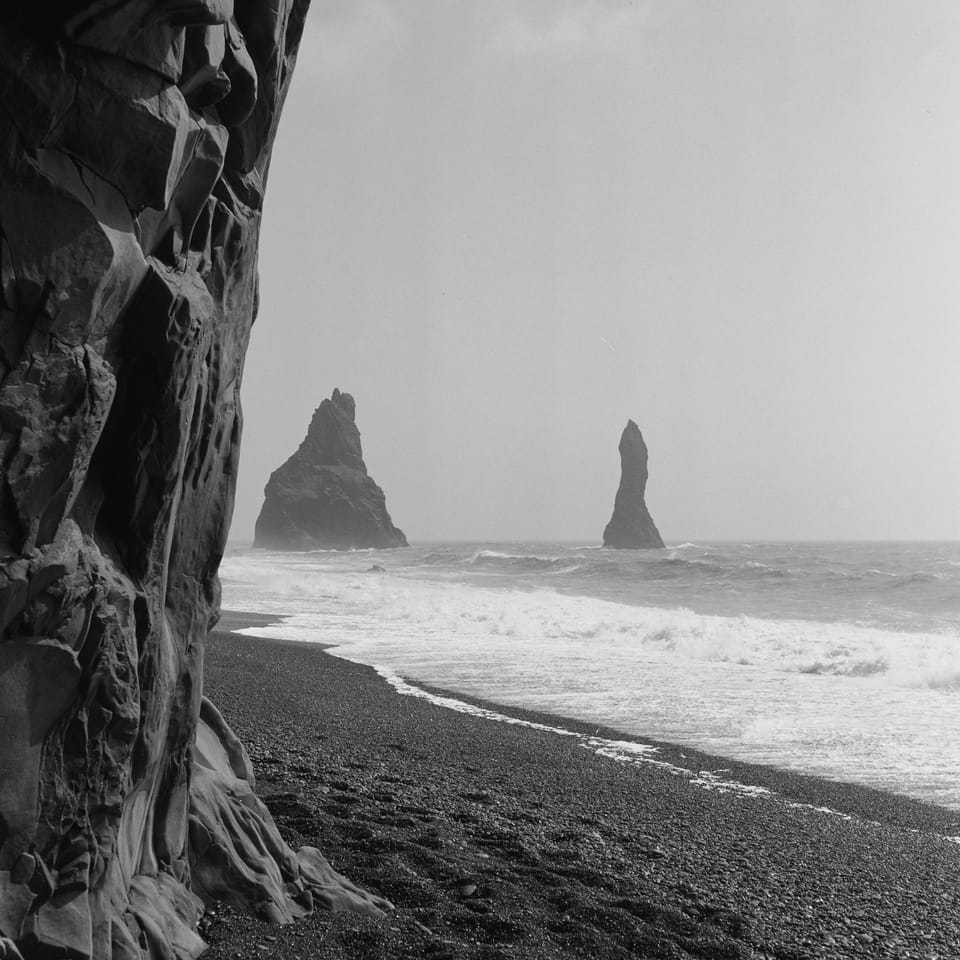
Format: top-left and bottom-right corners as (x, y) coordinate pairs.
(602, 420), (665, 549)
(0, 4), (388, 959)
(254, 389), (408, 550)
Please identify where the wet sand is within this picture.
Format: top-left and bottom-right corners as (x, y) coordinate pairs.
(200, 612), (960, 959)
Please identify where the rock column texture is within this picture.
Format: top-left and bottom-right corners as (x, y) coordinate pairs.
(0, 4), (387, 960)
(254, 388), (408, 549)
(602, 420), (666, 549)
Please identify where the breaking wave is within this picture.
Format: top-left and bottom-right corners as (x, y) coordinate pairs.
(222, 553), (960, 690)
(221, 540), (960, 808)
(468, 549), (578, 573)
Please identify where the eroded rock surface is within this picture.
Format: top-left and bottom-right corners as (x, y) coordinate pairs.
(602, 420), (665, 549)
(0, 4), (387, 959)
(254, 388), (408, 550)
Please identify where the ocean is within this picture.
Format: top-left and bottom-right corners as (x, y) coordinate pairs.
(220, 541), (960, 810)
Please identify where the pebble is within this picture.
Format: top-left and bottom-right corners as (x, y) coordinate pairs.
(203, 630), (960, 960)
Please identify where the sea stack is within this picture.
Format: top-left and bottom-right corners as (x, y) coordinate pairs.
(602, 420), (666, 549)
(255, 389), (408, 549)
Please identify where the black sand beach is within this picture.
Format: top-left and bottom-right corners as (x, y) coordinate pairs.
(201, 613), (960, 959)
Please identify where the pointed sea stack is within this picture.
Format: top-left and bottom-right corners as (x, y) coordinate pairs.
(255, 389), (408, 549)
(602, 420), (665, 549)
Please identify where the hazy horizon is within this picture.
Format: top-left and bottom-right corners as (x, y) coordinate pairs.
(229, 0), (960, 545)
(228, 532), (960, 548)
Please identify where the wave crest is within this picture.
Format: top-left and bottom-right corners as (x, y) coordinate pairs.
(221, 553), (960, 691)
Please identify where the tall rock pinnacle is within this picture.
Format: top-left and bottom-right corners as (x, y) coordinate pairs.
(602, 420), (666, 549)
(255, 389), (408, 550)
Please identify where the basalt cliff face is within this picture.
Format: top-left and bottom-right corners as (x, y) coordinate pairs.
(254, 389), (408, 550)
(602, 420), (665, 549)
(0, 4), (387, 959)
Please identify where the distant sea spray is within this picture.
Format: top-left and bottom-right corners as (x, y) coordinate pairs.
(222, 540), (960, 808)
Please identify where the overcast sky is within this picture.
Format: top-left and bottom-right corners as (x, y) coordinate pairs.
(231, 0), (960, 544)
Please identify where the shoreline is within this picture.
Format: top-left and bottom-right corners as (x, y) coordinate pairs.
(401, 677), (960, 835)
(201, 611), (960, 959)
(218, 609), (960, 835)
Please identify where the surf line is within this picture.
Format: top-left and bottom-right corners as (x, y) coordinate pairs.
(364, 660), (869, 824)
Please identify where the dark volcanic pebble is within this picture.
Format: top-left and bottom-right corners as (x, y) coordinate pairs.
(201, 615), (960, 960)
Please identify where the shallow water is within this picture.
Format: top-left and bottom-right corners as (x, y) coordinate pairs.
(220, 540), (960, 809)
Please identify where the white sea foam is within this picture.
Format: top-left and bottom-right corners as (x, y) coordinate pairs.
(221, 547), (960, 808)
(224, 553), (959, 687)
(356, 665), (866, 819)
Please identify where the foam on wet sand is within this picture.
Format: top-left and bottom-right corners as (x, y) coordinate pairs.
(201, 612), (960, 959)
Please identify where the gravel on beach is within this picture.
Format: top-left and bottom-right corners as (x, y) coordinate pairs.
(200, 613), (960, 960)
